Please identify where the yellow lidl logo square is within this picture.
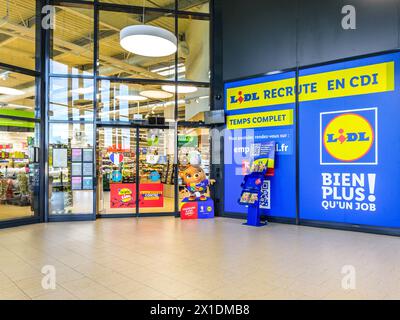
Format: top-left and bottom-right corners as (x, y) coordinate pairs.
(320, 108), (378, 165)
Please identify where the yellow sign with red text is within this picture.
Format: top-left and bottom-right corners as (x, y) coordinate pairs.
(226, 61), (395, 112)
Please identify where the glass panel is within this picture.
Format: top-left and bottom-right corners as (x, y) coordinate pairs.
(99, 10), (175, 79)
(49, 77), (94, 121)
(98, 80), (176, 122)
(178, 16), (209, 82)
(49, 122), (94, 215)
(50, 6), (94, 75)
(97, 127), (137, 214)
(178, 0), (209, 13)
(0, 0), (37, 70)
(99, 0), (173, 8)
(0, 71), (38, 117)
(177, 127), (210, 202)
(177, 86), (209, 121)
(138, 127), (175, 213)
(0, 120), (40, 221)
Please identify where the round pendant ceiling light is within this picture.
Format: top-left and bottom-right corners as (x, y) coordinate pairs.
(140, 90), (173, 99)
(120, 25), (177, 57)
(115, 94), (148, 101)
(0, 86), (24, 95)
(161, 84), (198, 94)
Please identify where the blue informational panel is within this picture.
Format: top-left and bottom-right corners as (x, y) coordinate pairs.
(224, 71), (297, 218)
(299, 52), (400, 228)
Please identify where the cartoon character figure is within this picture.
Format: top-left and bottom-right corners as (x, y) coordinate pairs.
(179, 165), (213, 201)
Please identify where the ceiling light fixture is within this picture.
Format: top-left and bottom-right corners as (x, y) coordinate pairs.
(140, 90), (173, 99)
(161, 85), (198, 94)
(71, 87), (94, 94)
(119, 0), (177, 57)
(115, 95), (148, 101)
(0, 86), (24, 96)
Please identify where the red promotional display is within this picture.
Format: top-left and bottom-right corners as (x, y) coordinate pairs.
(110, 183), (164, 208)
(110, 183), (136, 208)
(139, 183), (164, 207)
(180, 202), (199, 220)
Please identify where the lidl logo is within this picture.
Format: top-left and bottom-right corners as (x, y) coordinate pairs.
(320, 108), (377, 165)
(230, 91), (260, 104)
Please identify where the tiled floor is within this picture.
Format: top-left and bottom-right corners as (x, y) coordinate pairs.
(0, 217), (400, 300)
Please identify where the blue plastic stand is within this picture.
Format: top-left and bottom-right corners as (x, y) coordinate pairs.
(243, 204), (267, 227)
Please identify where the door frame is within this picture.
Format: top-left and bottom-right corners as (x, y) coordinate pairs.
(96, 123), (180, 218)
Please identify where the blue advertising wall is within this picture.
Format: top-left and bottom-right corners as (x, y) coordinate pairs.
(299, 52), (400, 228)
(224, 71), (297, 219)
(224, 51), (400, 230)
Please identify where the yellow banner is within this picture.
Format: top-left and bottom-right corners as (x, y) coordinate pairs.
(227, 109), (293, 130)
(226, 61), (395, 111)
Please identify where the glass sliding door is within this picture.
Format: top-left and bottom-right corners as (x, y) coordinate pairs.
(138, 127), (176, 214)
(97, 126), (137, 215)
(177, 127), (211, 203)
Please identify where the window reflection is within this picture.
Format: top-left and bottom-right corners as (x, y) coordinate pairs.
(50, 78), (94, 121)
(0, 70), (38, 117)
(50, 6), (94, 75)
(178, 16), (210, 83)
(0, 1), (37, 70)
(98, 81), (176, 122)
(49, 123), (94, 215)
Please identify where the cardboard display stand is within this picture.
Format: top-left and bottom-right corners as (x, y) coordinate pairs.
(180, 198), (214, 220)
(237, 140), (275, 227)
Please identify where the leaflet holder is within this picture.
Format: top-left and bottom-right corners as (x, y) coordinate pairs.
(237, 140), (276, 227)
(238, 169), (268, 227)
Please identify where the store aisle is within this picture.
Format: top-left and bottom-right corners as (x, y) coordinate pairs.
(0, 218), (399, 300)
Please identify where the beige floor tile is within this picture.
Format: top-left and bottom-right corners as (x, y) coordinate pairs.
(0, 217), (399, 300)
(176, 289), (215, 300)
(33, 288), (77, 300)
(122, 286), (174, 300)
(0, 284), (30, 300)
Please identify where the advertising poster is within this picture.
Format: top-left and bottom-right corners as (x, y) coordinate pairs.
(224, 71), (297, 219)
(82, 163), (93, 176)
(299, 52), (400, 228)
(82, 177), (93, 190)
(52, 148), (68, 168)
(138, 183), (164, 208)
(110, 183), (136, 208)
(71, 148), (82, 162)
(83, 148), (93, 162)
(71, 176), (82, 190)
(71, 163), (82, 176)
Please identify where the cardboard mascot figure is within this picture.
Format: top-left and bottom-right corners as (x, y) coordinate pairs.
(179, 165), (212, 201)
(179, 165), (215, 220)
